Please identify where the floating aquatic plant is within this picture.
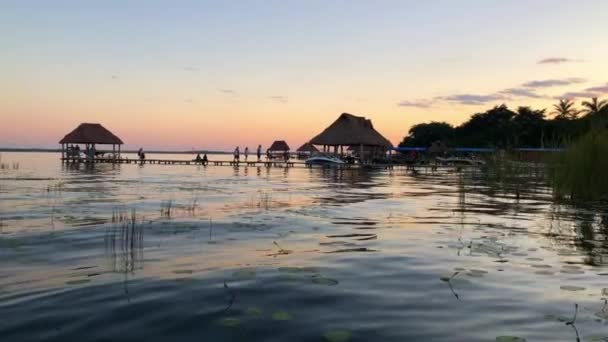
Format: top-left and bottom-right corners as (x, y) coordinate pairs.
(496, 336), (526, 342)
(245, 307), (262, 316)
(311, 275), (339, 286)
(66, 279), (91, 285)
(323, 330), (352, 342)
(232, 268), (256, 279)
(272, 311), (292, 321)
(219, 317), (240, 327)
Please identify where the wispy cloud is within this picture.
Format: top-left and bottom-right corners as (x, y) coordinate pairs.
(522, 78), (586, 88)
(267, 95), (288, 103)
(537, 57), (576, 64)
(555, 91), (597, 100)
(585, 83), (608, 94)
(499, 88), (547, 99)
(438, 94), (505, 106)
(219, 89), (236, 95)
(397, 100), (434, 108)
(183, 66), (198, 72)
(555, 82), (608, 100)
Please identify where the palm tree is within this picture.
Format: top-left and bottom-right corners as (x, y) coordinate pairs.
(552, 99), (580, 120)
(581, 97), (608, 116)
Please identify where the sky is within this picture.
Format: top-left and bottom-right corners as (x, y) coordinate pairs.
(2, 0), (608, 151)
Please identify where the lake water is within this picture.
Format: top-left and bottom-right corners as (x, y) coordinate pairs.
(1, 152), (607, 342)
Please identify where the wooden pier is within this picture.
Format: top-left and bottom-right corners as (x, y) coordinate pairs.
(61, 157), (299, 168)
(60, 157), (482, 171)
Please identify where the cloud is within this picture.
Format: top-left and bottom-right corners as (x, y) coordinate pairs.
(537, 57), (575, 64)
(585, 83), (608, 94)
(522, 78), (586, 88)
(267, 95), (288, 103)
(183, 66), (198, 72)
(219, 89), (236, 95)
(499, 88), (547, 99)
(438, 94), (505, 105)
(397, 100), (433, 108)
(554, 82), (608, 99)
(555, 91), (598, 100)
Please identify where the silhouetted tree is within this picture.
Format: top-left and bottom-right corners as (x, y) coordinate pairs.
(552, 99), (580, 120)
(512, 106), (546, 147)
(399, 122), (454, 147)
(581, 97), (608, 116)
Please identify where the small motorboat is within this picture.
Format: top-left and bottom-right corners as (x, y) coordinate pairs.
(305, 154), (345, 166)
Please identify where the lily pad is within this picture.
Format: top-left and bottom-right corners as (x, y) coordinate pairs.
(496, 336), (526, 342)
(560, 285), (586, 291)
(172, 269), (193, 274)
(220, 317), (241, 327)
(278, 267), (302, 273)
(246, 307), (263, 316)
(602, 288), (608, 296)
(312, 276), (339, 286)
(470, 269), (488, 274)
(324, 330), (352, 342)
(232, 269), (256, 279)
(560, 269), (585, 274)
(272, 311), (292, 321)
(534, 270), (554, 276)
(66, 279), (90, 285)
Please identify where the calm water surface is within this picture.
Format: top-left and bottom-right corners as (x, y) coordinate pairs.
(1, 152), (607, 342)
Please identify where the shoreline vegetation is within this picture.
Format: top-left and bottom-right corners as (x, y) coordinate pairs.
(398, 97), (608, 201)
(399, 98), (608, 149)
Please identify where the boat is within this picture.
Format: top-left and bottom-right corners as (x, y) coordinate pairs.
(305, 154), (345, 166)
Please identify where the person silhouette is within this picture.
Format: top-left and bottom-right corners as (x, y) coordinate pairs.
(233, 146), (240, 163)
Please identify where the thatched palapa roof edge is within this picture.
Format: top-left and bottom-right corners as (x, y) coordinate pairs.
(267, 140), (290, 152)
(296, 142), (319, 153)
(309, 113), (392, 148)
(59, 123), (124, 145)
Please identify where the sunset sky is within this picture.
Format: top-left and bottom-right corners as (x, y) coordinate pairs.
(2, 0), (608, 151)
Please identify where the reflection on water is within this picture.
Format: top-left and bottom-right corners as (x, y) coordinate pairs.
(0, 152), (608, 342)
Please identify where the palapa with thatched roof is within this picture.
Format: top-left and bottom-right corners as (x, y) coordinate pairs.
(266, 140), (290, 160)
(59, 123), (123, 160)
(267, 140), (290, 152)
(296, 142), (319, 159)
(309, 113), (392, 163)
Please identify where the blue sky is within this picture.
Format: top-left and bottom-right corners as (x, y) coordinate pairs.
(2, 0), (608, 149)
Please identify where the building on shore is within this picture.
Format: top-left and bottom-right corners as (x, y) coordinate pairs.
(59, 123), (123, 160)
(309, 113), (393, 163)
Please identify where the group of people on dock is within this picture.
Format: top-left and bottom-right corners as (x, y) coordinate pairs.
(66, 144), (98, 159)
(194, 153), (208, 165)
(233, 145), (261, 162)
(232, 145), (289, 163)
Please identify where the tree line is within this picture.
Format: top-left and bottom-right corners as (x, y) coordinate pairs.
(399, 97), (608, 148)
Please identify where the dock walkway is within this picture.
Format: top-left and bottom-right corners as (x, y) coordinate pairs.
(61, 157), (298, 167)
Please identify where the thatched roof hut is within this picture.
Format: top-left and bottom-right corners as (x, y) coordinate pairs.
(59, 123), (123, 160)
(60, 123), (123, 145)
(267, 140), (290, 152)
(309, 113), (392, 148)
(296, 142), (319, 153)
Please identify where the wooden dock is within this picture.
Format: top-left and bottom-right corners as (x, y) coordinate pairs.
(60, 157), (481, 170)
(61, 157), (300, 168)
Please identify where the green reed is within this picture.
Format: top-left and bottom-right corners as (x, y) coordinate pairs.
(549, 128), (608, 201)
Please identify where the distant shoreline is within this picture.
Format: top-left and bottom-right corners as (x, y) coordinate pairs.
(0, 148), (231, 155)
